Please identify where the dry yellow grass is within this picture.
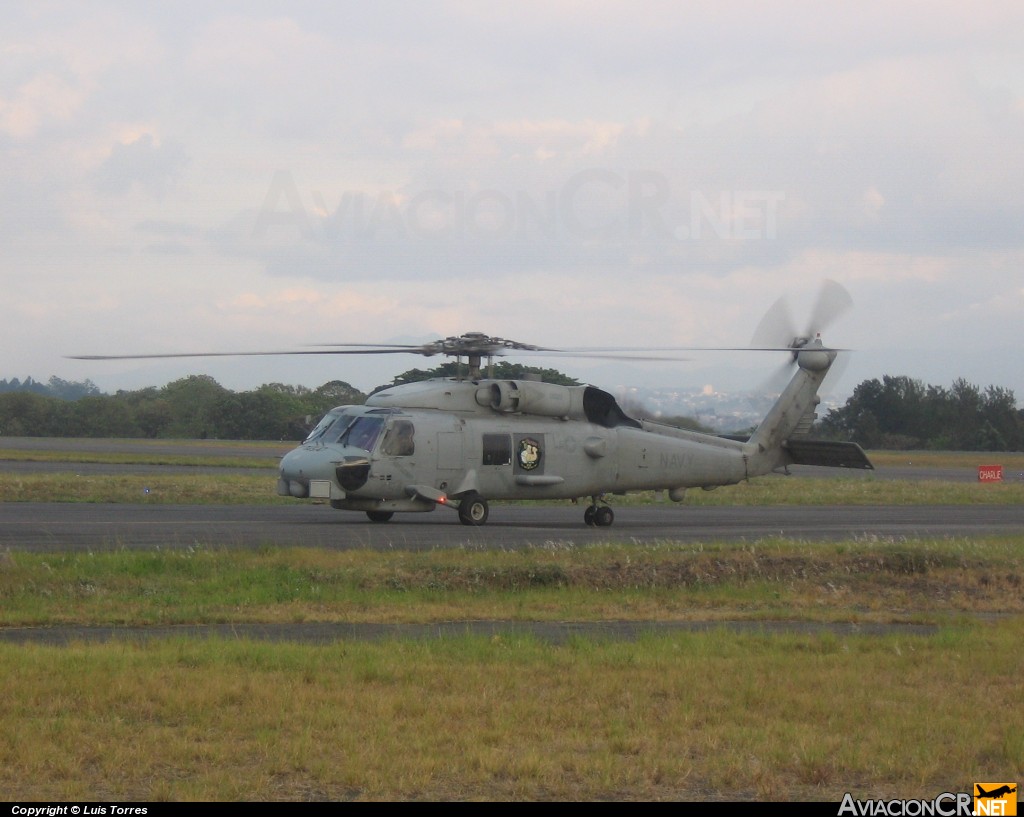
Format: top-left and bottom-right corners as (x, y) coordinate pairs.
(1, 620), (1020, 801)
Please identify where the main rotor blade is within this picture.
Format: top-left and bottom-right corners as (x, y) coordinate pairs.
(501, 346), (848, 360)
(308, 343), (428, 349)
(67, 349), (419, 361)
(69, 343), (845, 363)
(519, 350), (694, 363)
(311, 335), (561, 355)
(69, 300), (850, 364)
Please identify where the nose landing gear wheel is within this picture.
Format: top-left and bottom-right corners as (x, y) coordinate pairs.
(458, 492), (489, 526)
(366, 511), (394, 523)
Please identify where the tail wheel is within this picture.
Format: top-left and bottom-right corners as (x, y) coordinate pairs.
(458, 492), (489, 526)
(366, 511), (394, 523)
(594, 506), (614, 527)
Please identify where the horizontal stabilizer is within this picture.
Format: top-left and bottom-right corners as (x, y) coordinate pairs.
(783, 439), (874, 470)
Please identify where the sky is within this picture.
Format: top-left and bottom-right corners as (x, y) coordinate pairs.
(3, 1), (1023, 404)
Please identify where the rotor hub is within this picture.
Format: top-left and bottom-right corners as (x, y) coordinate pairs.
(795, 335), (835, 372)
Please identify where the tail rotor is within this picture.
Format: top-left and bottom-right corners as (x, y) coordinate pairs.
(750, 279), (854, 393)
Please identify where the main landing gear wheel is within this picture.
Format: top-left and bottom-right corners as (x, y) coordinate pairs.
(584, 504), (614, 527)
(366, 510), (394, 523)
(458, 492), (489, 526)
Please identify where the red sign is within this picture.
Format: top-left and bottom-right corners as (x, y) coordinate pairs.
(978, 465), (1003, 482)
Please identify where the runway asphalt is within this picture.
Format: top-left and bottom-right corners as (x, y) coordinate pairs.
(2, 501), (1024, 551)
(2, 438), (1020, 645)
(1, 437), (1022, 551)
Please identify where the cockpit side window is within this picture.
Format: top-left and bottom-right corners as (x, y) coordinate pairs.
(339, 416), (385, 452)
(381, 420), (415, 456)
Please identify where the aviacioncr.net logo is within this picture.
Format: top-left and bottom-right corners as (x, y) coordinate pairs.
(973, 784), (1017, 816)
(838, 792), (973, 816)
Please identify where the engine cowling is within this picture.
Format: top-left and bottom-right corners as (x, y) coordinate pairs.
(477, 380), (586, 419)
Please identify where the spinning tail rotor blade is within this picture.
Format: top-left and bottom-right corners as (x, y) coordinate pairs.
(756, 359), (799, 397)
(750, 295), (798, 348)
(748, 279), (854, 393)
(751, 279), (853, 350)
(805, 278), (853, 340)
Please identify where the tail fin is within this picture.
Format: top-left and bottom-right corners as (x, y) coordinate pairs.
(743, 337), (872, 473)
(747, 336), (834, 456)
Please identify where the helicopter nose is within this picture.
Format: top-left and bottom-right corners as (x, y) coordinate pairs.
(278, 445), (373, 497)
(278, 446), (322, 498)
(278, 447), (304, 481)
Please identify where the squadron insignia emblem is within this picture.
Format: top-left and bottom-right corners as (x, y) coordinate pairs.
(518, 437), (542, 471)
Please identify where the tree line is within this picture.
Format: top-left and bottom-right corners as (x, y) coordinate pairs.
(818, 375), (1022, 451)
(0, 370), (1021, 450)
(0, 363), (571, 441)
(1, 376), (103, 401)
(0, 376), (365, 440)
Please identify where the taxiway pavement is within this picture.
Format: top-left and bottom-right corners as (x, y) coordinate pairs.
(2, 437), (1021, 551)
(2, 501), (1023, 552)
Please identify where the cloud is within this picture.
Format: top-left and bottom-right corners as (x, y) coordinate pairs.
(2, 2), (1024, 400)
(0, 72), (87, 138)
(94, 133), (188, 196)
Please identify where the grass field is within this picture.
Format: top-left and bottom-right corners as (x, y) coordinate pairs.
(2, 538), (1023, 626)
(3, 620), (1020, 801)
(1, 441), (1022, 801)
(2, 538), (1021, 801)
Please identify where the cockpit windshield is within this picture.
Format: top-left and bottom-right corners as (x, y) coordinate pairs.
(338, 416), (385, 452)
(303, 408), (356, 444)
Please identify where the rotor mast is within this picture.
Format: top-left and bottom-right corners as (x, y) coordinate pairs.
(439, 333), (538, 381)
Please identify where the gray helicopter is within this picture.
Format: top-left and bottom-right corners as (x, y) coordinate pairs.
(73, 282), (872, 526)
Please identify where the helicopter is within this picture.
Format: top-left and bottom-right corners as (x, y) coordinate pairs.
(71, 281), (872, 527)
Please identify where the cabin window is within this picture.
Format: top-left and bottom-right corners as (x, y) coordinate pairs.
(381, 420), (415, 456)
(482, 433), (511, 465)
